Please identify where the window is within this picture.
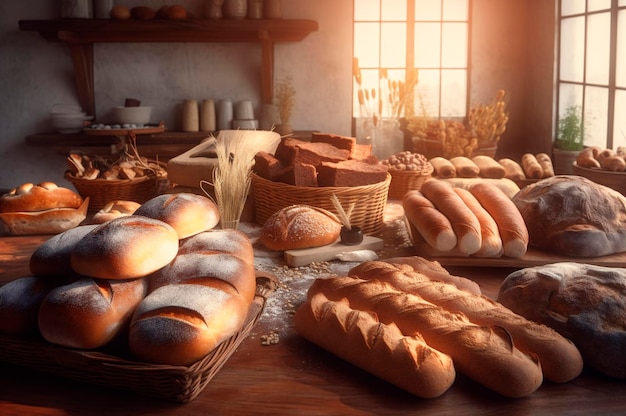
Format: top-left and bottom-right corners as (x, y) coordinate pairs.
(557, 0), (626, 149)
(352, 0), (470, 126)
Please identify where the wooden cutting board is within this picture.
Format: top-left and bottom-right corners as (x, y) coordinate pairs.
(284, 236), (384, 267)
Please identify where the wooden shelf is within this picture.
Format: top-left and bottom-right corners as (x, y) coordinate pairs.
(19, 18), (318, 115)
(25, 130), (210, 162)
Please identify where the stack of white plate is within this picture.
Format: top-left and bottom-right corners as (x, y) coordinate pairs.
(49, 104), (93, 134)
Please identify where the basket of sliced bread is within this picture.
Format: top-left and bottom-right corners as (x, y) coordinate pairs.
(251, 133), (390, 234)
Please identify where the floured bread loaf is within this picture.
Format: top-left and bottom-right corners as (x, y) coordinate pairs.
(512, 175), (626, 257)
(497, 262), (626, 379)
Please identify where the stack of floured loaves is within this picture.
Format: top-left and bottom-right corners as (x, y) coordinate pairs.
(0, 193), (258, 366)
(254, 133), (388, 187)
(294, 259), (584, 398)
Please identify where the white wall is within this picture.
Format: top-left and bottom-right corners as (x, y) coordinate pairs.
(0, 0), (353, 189)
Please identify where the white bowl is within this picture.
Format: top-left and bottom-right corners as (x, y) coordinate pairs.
(112, 106), (152, 126)
(51, 113), (93, 134)
(49, 103), (83, 115)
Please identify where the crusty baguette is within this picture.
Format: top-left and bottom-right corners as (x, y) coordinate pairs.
(498, 158), (526, 180)
(428, 157), (456, 178)
(521, 153), (543, 179)
(402, 190), (457, 252)
(453, 187), (503, 257)
(382, 256), (481, 295)
(449, 156), (480, 178)
(294, 292), (456, 398)
(469, 182), (528, 258)
(471, 155), (506, 179)
(349, 261), (584, 383)
(308, 277), (543, 398)
(535, 153), (555, 178)
(421, 179), (481, 255)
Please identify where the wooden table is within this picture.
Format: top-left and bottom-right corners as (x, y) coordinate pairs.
(1, 219), (625, 415)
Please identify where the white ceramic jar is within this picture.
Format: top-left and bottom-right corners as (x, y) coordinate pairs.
(223, 0), (247, 20)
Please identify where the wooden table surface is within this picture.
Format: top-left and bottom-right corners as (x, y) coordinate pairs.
(1, 212), (625, 416)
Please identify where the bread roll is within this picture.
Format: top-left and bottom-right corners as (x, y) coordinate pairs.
(448, 156), (480, 178)
(129, 281), (249, 365)
(38, 277), (148, 349)
(92, 200), (141, 224)
(134, 193), (220, 239)
(498, 158), (526, 180)
(294, 292), (456, 398)
(471, 155), (506, 179)
(428, 157), (456, 178)
(535, 153), (555, 177)
(29, 224), (99, 277)
(402, 190), (456, 252)
(421, 179), (481, 255)
(350, 261), (583, 383)
(71, 216), (179, 280)
(178, 229), (254, 265)
(521, 153), (543, 179)
(498, 262), (626, 379)
(0, 276), (60, 335)
(259, 205), (341, 251)
(453, 187), (503, 257)
(308, 277), (543, 398)
(600, 155), (626, 172)
(469, 182), (528, 258)
(0, 182), (83, 213)
(576, 146), (601, 168)
(147, 252), (257, 303)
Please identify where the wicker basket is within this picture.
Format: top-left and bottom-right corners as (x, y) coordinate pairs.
(0, 273), (276, 403)
(387, 165), (434, 200)
(251, 173), (391, 235)
(65, 171), (168, 212)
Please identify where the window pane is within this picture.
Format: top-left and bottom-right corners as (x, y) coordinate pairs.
(413, 69), (440, 117)
(414, 22), (441, 67)
(618, 10), (626, 88)
(355, 0), (380, 20)
(441, 69), (466, 117)
(559, 84), (584, 115)
(443, 0), (468, 20)
(441, 22), (467, 68)
(560, 16), (585, 82)
(614, 89), (626, 147)
(354, 69), (380, 117)
(588, 0), (611, 12)
(354, 22), (381, 68)
(584, 86), (609, 148)
(561, 0), (585, 16)
(415, 0), (441, 21)
(382, 0), (407, 20)
(586, 12), (611, 85)
(381, 22), (407, 67)
(621, 0), (626, 6)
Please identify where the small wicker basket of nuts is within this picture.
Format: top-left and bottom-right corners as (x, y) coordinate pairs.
(381, 151), (434, 200)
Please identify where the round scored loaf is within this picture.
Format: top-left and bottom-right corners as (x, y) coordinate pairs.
(178, 229), (254, 265)
(129, 281), (249, 366)
(71, 216), (179, 280)
(38, 277), (148, 349)
(0, 275), (60, 335)
(0, 182), (83, 213)
(134, 193), (220, 239)
(259, 205), (342, 251)
(91, 200), (141, 224)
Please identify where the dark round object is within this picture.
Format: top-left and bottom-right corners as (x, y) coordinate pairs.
(340, 226), (363, 245)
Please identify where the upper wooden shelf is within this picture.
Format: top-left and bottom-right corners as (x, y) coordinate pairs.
(18, 18), (319, 115)
(18, 18), (319, 44)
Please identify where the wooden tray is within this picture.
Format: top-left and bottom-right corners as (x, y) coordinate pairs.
(0, 273), (277, 403)
(407, 221), (626, 268)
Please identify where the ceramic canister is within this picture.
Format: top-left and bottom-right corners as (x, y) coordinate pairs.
(61, 0), (93, 18)
(200, 99), (216, 132)
(217, 99), (234, 130)
(223, 0), (247, 19)
(182, 99), (200, 132)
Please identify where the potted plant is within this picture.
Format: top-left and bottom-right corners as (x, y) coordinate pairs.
(553, 105), (584, 174)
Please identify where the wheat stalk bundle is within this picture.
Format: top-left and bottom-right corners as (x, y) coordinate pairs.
(201, 130), (280, 229)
